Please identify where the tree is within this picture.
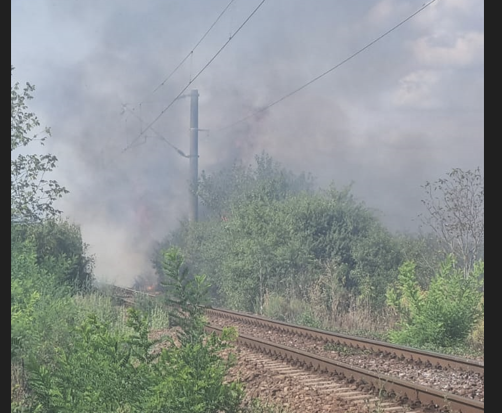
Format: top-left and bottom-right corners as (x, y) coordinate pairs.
(11, 66), (68, 221)
(419, 167), (484, 277)
(11, 68), (94, 291)
(168, 174), (403, 312)
(197, 152), (314, 220)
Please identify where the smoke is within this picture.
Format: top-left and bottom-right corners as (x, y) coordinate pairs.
(12, 0), (483, 286)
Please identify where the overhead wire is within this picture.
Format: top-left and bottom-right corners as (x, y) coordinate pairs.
(124, 0), (267, 152)
(121, 104), (189, 157)
(140, 0), (238, 104)
(213, 0), (438, 133)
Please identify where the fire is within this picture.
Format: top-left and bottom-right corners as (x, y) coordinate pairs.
(146, 285), (155, 292)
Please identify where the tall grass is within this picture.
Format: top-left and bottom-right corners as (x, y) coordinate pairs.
(74, 290), (170, 332)
(262, 266), (396, 340)
(262, 289), (393, 340)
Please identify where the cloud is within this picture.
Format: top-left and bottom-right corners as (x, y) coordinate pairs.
(412, 31), (484, 67)
(366, 0), (407, 26)
(392, 69), (442, 109)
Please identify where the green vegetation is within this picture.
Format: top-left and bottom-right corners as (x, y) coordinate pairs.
(158, 153), (484, 353)
(11, 71), (253, 412)
(12, 69), (483, 411)
(25, 304), (241, 413)
(11, 238), (245, 412)
(387, 256), (484, 347)
(161, 154), (402, 313)
(12, 218), (94, 292)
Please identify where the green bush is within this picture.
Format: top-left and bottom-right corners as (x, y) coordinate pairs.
(387, 256), (484, 347)
(297, 311), (322, 329)
(12, 219), (94, 293)
(11, 238), (42, 360)
(147, 327), (242, 413)
(26, 307), (243, 413)
(79, 291), (170, 332)
(168, 178), (403, 312)
(24, 248), (244, 412)
(27, 311), (151, 412)
(11, 232), (71, 361)
(262, 292), (308, 322)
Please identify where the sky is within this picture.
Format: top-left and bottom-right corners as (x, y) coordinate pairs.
(11, 0), (484, 286)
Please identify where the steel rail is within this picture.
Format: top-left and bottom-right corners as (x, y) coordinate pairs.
(105, 285), (484, 376)
(206, 307), (484, 376)
(206, 325), (484, 413)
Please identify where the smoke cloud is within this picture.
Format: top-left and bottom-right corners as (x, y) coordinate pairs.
(11, 0), (484, 286)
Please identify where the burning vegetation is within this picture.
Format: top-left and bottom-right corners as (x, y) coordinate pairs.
(132, 272), (161, 293)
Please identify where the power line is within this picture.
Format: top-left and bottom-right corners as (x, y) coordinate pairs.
(140, 0), (238, 104)
(126, 0), (267, 151)
(214, 0), (438, 133)
(121, 104), (188, 157)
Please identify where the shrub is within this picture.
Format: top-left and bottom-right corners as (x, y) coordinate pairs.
(27, 308), (243, 413)
(27, 311), (154, 412)
(25, 247), (244, 412)
(469, 296), (484, 351)
(12, 219), (94, 293)
(387, 256), (484, 347)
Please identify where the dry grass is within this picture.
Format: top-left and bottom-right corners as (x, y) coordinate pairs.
(11, 361), (29, 408)
(262, 289), (394, 339)
(262, 264), (396, 340)
(468, 317), (484, 352)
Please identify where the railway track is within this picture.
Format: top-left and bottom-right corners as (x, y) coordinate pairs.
(206, 307), (484, 377)
(105, 284), (484, 413)
(225, 344), (420, 413)
(209, 326), (483, 413)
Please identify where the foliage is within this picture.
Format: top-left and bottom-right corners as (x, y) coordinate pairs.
(124, 293), (170, 331)
(11, 66), (68, 221)
(11, 233), (86, 411)
(11, 71), (243, 412)
(160, 247), (210, 338)
(261, 292), (308, 322)
(420, 167), (484, 277)
(197, 152), (315, 220)
(12, 219), (95, 292)
(468, 296), (484, 351)
(27, 311), (154, 412)
(395, 232), (444, 289)
(25, 303), (243, 412)
(13, 238), (242, 412)
(147, 326), (242, 413)
(11, 236), (44, 360)
(469, 318), (484, 351)
(386, 256), (484, 347)
(156, 219), (228, 301)
(166, 163), (403, 311)
(152, 247), (244, 412)
(217, 195), (311, 311)
(11, 232), (77, 363)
